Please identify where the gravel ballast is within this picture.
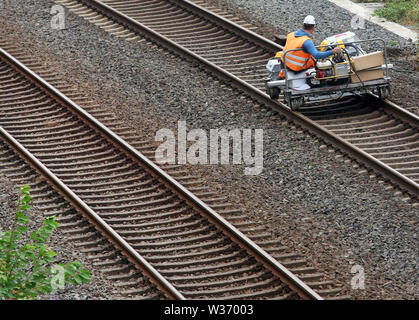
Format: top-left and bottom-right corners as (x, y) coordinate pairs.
(0, 0), (417, 299)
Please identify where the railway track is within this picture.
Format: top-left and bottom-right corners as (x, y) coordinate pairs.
(0, 44), (349, 299)
(55, 0), (419, 199)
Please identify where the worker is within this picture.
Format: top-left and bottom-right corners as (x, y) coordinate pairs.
(281, 15), (342, 72)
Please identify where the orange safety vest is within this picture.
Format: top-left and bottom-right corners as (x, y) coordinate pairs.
(282, 32), (316, 72)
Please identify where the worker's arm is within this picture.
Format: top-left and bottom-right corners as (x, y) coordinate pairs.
(302, 39), (334, 60)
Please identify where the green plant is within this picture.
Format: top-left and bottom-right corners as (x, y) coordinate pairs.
(0, 185), (90, 299)
(374, 0), (419, 26)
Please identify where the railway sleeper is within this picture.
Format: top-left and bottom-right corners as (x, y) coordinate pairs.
(93, 257), (127, 267)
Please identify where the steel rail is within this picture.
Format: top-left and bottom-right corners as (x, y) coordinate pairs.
(0, 125), (186, 300)
(0, 48), (323, 300)
(171, 0), (281, 52)
(76, 0), (419, 198)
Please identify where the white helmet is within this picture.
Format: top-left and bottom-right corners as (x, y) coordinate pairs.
(303, 15), (316, 25)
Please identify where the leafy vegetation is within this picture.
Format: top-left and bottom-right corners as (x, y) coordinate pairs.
(0, 185), (90, 299)
(373, 0), (419, 26)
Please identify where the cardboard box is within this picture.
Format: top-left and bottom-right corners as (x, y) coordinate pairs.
(351, 68), (384, 83)
(351, 51), (385, 71)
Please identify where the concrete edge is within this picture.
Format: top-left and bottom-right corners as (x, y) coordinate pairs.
(327, 0), (417, 42)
